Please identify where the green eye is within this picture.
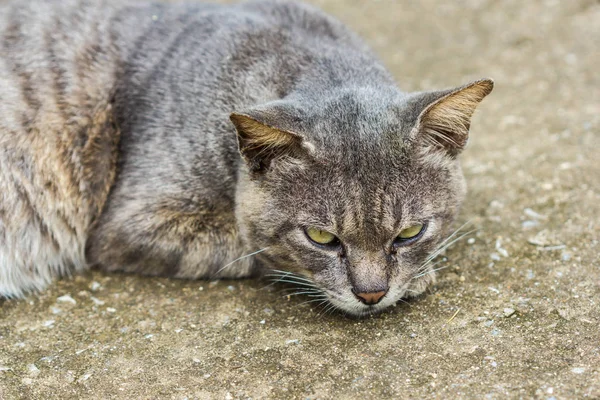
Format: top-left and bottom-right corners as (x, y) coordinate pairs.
(397, 223), (425, 241)
(305, 227), (339, 246)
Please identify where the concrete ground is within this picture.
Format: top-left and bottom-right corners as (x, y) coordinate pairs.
(1, 0), (599, 398)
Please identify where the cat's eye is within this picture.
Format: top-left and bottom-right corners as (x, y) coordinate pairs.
(305, 227), (339, 247)
(394, 223), (426, 246)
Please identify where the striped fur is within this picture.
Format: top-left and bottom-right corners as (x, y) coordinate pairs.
(0, 0), (492, 316)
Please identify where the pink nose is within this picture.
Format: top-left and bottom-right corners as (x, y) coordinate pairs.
(353, 290), (387, 305)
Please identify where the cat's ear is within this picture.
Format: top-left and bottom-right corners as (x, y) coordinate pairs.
(410, 79), (493, 157)
(230, 102), (311, 173)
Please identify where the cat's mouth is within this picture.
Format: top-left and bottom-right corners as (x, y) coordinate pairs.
(267, 270), (429, 317)
(325, 280), (423, 317)
(325, 291), (397, 317)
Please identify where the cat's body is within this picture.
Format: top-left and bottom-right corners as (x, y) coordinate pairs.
(0, 0), (492, 315)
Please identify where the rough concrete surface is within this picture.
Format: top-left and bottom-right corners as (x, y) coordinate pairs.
(1, 0), (599, 398)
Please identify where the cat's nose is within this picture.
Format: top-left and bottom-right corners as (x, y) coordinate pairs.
(352, 289), (388, 305)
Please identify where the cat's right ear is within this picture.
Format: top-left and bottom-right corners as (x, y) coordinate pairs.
(230, 104), (312, 173)
(407, 79), (494, 158)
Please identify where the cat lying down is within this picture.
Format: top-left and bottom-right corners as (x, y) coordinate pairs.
(0, 0), (492, 316)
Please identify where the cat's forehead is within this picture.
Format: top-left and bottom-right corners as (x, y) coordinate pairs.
(305, 87), (408, 142)
(294, 158), (444, 220)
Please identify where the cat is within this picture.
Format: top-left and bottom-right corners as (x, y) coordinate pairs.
(0, 0), (492, 316)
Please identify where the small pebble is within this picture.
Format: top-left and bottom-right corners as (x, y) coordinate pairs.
(503, 308), (516, 317)
(90, 297), (105, 306)
(524, 208), (547, 220)
(27, 364), (40, 376)
(89, 281), (102, 291)
(526, 270), (535, 279)
(495, 238), (509, 257)
(106, 307), (117, 313)
(259, 320), (266, 324)
(43, 320), (55, 327)
(571, 367), (585, 374)
(65, 371), (76, 383)
(489, 200), (504, 208)
(490, 253), (501, 261)
(227, 285), (235, 291)
(285, 339), (300, 345)
(57, 295), (76, 305)
(467, 238), (476, 245)
(521, 220), (539, 230)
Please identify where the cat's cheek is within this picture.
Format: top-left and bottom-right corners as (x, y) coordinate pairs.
(311, 262), (352, 293)
(404, 273), (436, 298)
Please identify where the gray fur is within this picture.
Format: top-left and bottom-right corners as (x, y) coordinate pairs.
(0, 0), (492, 316)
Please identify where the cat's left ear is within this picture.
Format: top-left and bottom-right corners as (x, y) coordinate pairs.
(230, 101), (313, 173)
(410, 78), (494, 157)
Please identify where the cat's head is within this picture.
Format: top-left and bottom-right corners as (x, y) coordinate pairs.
(231, 79), (493, 316)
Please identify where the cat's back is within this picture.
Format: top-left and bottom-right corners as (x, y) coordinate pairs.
(0, 0), (380, 297)
(0, 0), (125, 296)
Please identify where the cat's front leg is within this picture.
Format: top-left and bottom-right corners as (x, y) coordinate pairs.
(86, 197), (257, 280)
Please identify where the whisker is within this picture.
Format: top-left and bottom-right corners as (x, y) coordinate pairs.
(415, 258), (446, 275)
(423, 228), (477, 264)
(425, 228), (476, 262)
(295, 297), (330, 308)
(324, 303), (339, 317)
(279, 286), (321, 293)
(317, 302), (336, 318)
(264, 272), (316, 284)
(413, 265), (450, 279)
(267, 278), (318, 288)
(285, 290), (325, 297)
(211, 247), (269, 278)
(267, 270), (315, 284)
(438, 220), (473, 248)
(396, 298), (412, 307)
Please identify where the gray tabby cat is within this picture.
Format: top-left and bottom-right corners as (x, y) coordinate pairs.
(0, 0), (492, 316)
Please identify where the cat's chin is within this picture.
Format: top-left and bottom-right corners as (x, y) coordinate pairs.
(325, 296), (393, 318)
